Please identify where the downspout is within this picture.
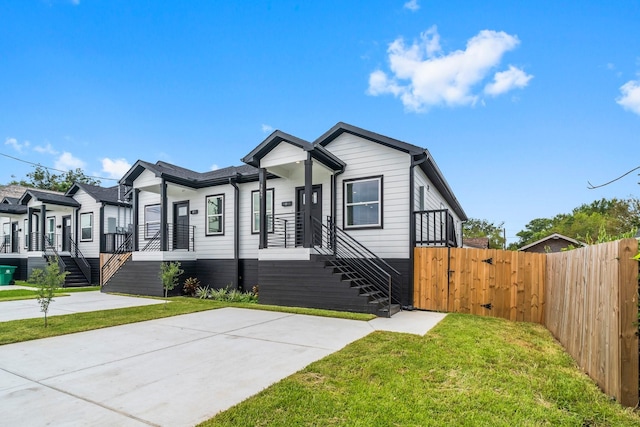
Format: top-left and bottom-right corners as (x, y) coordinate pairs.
(229, 176), (240, 290)
(409, 153), (428, 309)
(332, 166), (345, 256)
(160, 179), (168, 252)
(99, 205), (105, 253)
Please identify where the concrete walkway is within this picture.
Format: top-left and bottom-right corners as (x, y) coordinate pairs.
(0, 290), (165, 322)
(0, 294), (446, 426)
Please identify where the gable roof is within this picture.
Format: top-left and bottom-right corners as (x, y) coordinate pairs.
(1, 197), (20, 205)
(18, 189), (80, 208)
(120, 160), (259, 189)
(66, 182), (131, 207)
(316, 122), (467, 221)
(518, 233), (585, 252)
(242, 130), (346, 172)
(463, 237), (490, 249)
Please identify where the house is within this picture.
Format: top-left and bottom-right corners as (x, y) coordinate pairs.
(0, 183), (132, 285)
(463, 237), (490, 249)
(518, 233), (584, 253)
(102, 122), (467, 316)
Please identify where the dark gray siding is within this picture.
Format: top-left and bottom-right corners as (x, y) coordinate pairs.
(385, 259), (411, 306)
(195, 259), (238, 290)
(87, 258), (100, 285)
(258, 259), (377, 315)
(239, 259), (258, 291)
(103, 260), (196, 297)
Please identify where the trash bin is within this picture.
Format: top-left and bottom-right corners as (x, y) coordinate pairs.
(0, 265), (17, 286)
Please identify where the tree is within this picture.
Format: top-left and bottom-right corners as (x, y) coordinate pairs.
(9, 165), (100, 192)
(463, 218), (506, 249)
(29, 257), (68, 327)
(511, 197), (640, 249)
(159, 261), (184, 306)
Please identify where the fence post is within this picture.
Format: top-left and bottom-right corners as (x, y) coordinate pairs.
(618, 238), (639, 407)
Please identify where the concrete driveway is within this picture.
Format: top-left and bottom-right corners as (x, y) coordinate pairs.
(0, 300), (445, 426)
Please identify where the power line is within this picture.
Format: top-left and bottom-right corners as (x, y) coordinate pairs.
(587, 166), (640, 189)
(0, 152), (118, 181)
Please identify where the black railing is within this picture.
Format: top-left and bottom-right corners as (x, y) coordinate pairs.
(138, 224), (195, 252)
(414, 209), (458, 247)
(68, 236), (92, 283)
(104, 233), (132, 253)
(43, 235), (67, 278)
(0, 237), (19, 254)
(312, 216), (402, 317)
(269, 212), (304, 248)
(101, 233), (133, 286)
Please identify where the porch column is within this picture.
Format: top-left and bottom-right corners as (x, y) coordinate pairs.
(27, 207), (33, 251)
(160, 180), (168, 251)
(258, 167), (267, 249)
(304, 153), (313, 248)
(40, 204), (47, 251)
(133, 189), (139, 251)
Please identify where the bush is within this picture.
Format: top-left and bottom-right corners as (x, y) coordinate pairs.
(183, 277), (201, 297)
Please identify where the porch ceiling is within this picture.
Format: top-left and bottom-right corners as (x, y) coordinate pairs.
(137, 182), (198, 198)
(265, 160), (335, 180)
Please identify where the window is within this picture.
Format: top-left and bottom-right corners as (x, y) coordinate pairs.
(80, 213), (93, 241)
(144, 204), (161, 238)
(206, 194), (224, 235)
(418, 186), (425, 211)
(344, 176), (382, 228)
(2, 223), (9, 248)
(47, 217), (55, 246)
(24, 219), (28, 248)
(251, 189), (273, 234)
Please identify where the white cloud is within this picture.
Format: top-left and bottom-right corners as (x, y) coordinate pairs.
(404, 0), (420, 12)
(484, 65), (533, 96)
(617, 80), (640, 115)
(261, 124), (274, 133)
(101, 158), (131, 179)
(211, 164), (220, 171)
(367, 27), (532, 111)
(33, 142), (58, 155)
(5, 138), (30, 153)
(55, 152), (85, 171)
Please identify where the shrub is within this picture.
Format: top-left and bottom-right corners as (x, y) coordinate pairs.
(195, 286), (210, 299)
(183, 277), (201, 297)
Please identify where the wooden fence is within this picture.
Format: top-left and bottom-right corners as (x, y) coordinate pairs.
(544, 239), (638, 407)
(413, 239), (639, 407)
(413, 247), (546, 323)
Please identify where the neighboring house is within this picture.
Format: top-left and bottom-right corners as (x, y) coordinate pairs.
(103, 122), (467, 316)
(0, 184), (132, 286)
(518, 233), (584, 253)
(463, 237), (490, 249)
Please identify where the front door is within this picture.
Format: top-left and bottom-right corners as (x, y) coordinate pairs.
(296, 185), (322, 247)
(173, 201), (190, 250)
(11, 222), (19, 253)
(62, 216), (71, 252)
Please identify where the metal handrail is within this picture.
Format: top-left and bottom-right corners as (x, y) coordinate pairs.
(101, 233), (133, 286)
(312, 216), (402, 316)
(67, 236), (92, 283)
(138, 224), (195, 251)
(414, 209), (457, 247)
(43, 234), (67, 278)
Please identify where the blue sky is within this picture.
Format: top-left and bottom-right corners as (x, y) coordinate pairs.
(1, 0), (639, 243)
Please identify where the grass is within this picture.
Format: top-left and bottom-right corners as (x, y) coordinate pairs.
(0, 286), (101, 302)
(0, 296), (374, 345)
(201, 314), (640, 427)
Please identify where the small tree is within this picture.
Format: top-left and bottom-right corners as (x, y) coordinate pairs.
(159, 261), (184, 306)
(29, 257), (68, 327)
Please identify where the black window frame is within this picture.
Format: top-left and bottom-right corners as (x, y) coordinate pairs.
(80, 212), (93, 242)
(343, 175), (383, 230)
(205, 194), (225, 236)
(144, 204), (161, 239)
(251, 188), (274, 234)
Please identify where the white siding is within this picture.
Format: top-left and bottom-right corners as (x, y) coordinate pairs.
(190, 185), (235, 259)
(325, 133), (411, 259)
(260, 141), (307, 168)
(73, 189), (102, 257)
(135, 169), (161, 190)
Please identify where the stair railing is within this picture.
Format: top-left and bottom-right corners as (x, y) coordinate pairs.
(311, 216), (402, 316)
(67, 236), (92, 283)
(43, 234), (67, 279)
(101, 233), (133, 286)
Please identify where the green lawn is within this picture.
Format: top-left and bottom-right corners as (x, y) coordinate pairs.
(201, 314), (640, 427)
(0, 286), (100, 301)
